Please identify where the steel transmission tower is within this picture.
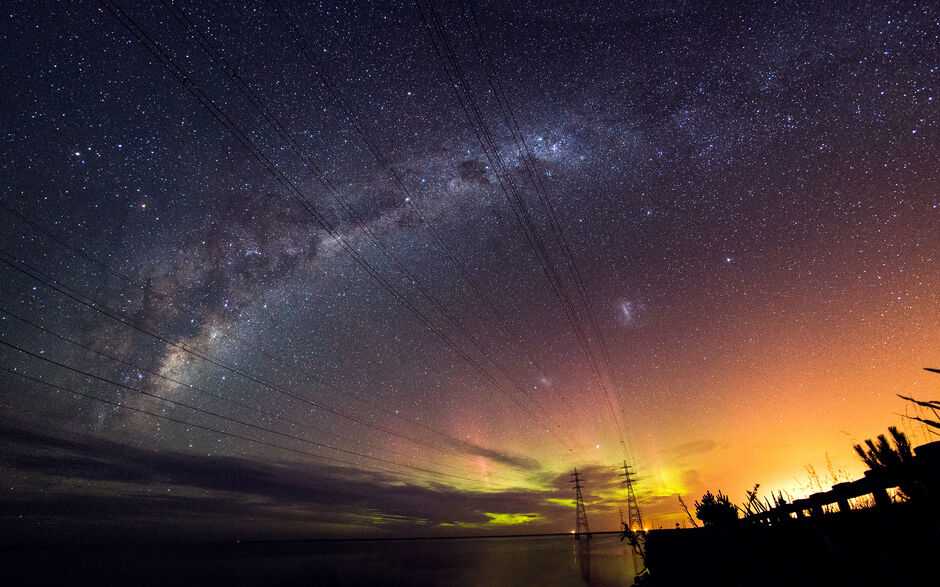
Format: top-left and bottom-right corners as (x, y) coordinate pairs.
(571, 468), (591, 539)
(619, 461), (644, 532)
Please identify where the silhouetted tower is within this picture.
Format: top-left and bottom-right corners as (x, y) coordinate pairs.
(571, 468), (591, 539)
(620, 461), (644, 532)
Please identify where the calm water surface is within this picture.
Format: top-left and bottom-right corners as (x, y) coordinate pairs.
(6, 534), (640, 586)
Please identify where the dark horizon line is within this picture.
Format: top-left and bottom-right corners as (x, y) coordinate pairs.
(0, 530), (627, 551)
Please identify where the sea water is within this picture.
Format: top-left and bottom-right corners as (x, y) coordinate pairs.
(4, 533), (640, 586)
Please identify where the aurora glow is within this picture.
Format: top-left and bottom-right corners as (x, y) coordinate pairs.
(0, 0), (936, 543)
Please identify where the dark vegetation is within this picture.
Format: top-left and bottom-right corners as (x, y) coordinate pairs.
(853, 425), (912, 471)
(898, 392), (940, 434)
(646, 380), (940, 586)
(676, 494), (697, 528)
(692, 490), (738, 526)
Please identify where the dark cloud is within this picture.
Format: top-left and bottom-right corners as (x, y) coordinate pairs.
(348, 188), (406, 226)
(453, 159), (492, 189)
(0, 424), (578, 544)
(191, 191), (320, 306)
(667, 440), (718, 458)
(444, 439), (542, 472)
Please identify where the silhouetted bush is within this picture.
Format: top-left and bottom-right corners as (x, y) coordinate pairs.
(853, 426), (912, 470)
(854, 426), (924, 500)
(694, 490), (739, 526)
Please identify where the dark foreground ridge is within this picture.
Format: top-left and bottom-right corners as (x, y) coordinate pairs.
(644, 440), (940, 586)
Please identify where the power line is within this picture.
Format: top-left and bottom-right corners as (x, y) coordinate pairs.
(0, 250), (508, 466)
(0, 364), (488, 487)
(0, 337), (499, 486)
(98, 0), (579, 454)
(256, 0), (551, 384)
(0, 180), (531, 467)
(0, 303), (497, 480)
(456, 0), (634, 457)
(217, 0), (584, 453)
(0, 303), (310, 429)
(432, 0), (630, 454)
(414, 0), (629, 456)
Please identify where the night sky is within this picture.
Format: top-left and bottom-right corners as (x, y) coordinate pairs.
(1, 0), (937, 543)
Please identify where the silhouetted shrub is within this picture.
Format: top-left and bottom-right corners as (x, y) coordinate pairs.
(853, 426), (912, 470)
(854, 426), (923, 500)
(694, 490), (739, 526)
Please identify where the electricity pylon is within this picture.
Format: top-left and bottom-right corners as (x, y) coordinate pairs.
(571, 468), (591, 539)
(619, 461), (644, 532)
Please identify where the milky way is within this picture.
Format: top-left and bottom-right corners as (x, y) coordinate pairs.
(0, 0), (936, 541)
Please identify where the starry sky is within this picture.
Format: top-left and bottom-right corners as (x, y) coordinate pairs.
(0, 0), (937, 543)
